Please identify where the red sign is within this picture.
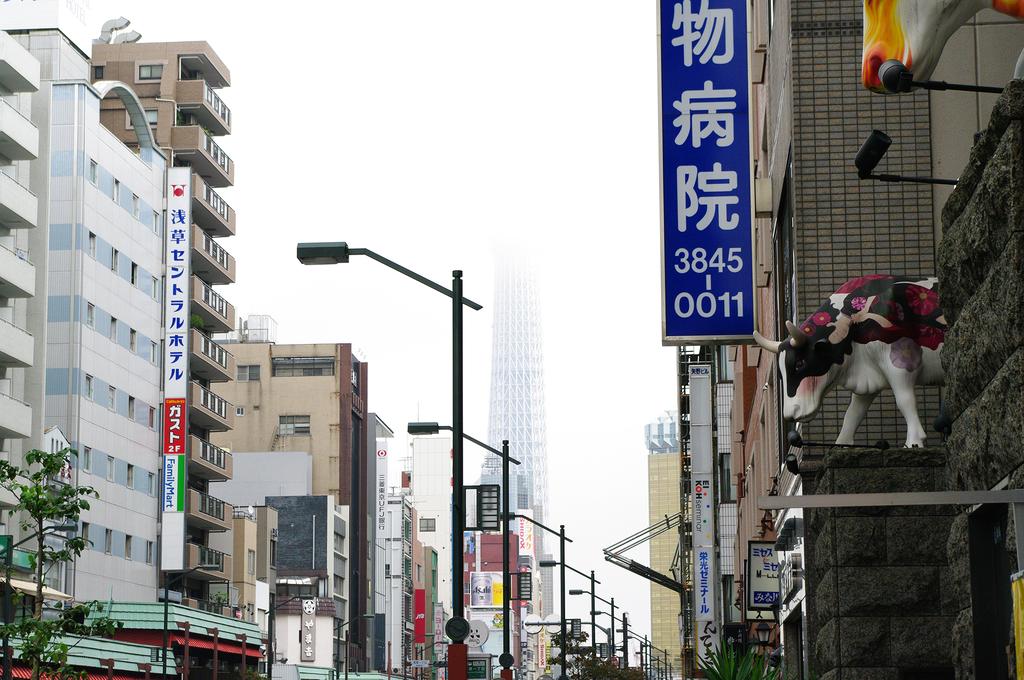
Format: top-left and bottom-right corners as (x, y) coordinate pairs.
(414, 588), (426, 643)
(162, 398), (186, 454)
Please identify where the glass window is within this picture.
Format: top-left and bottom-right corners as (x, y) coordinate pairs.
(271, 356), (334, 377)
(88, 232), (97, 258)
(144, 109), (158, 126)
(270, 539), (277, 567)
(85, 374), (94, 399)
(86, 303), (95, 327)
(419, 517), (436, 532)
(92, 65), (103, 80)
(112, 179), (120, 203)
(104, 529), (112, 554)
(138, 64), (163, 80)
(107, 386), (115, 410)
(236, 406), (245, 417)
(237, 365), (261, 381)
(127, 397), (136, 420)
(131, 262), (138, 285)
(129, 329), (137, 352)
(110, 248), (119, 273)
(81, 522), (90, 548)
(146, 541), (154, 564)
(131, 194), (140, 219)
(152, 211), (160, 234)
(88, 159), (98, 185)
(150, 341), (159, 364)
(82, 446), (92, 472)
(109, 317), (117, 341)
(278, 415), (311, 436)
(151, 276), (160, 300)
(148, 407), (156, 429)
(146, 471), (155, 495)
(125, 535), (133, 561)
(106, 457), (115, 482)
(247, 549), (256, 575)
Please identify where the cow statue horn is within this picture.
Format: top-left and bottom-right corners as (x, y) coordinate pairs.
(752, 330), (782, 354)
(786, 320), (808, 347)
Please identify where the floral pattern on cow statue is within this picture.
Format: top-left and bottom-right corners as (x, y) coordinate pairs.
(754, 275), (947, 448)
(861, 0), (1024, 91)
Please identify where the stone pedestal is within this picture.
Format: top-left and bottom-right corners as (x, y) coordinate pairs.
(805, 447), (955, 680)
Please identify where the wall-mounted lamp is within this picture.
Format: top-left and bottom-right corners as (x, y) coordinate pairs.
(856, 130), (958, 186)
(879, 59), (1003, 95)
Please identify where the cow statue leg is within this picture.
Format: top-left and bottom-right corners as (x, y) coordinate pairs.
(890, 379), (928, 448)
(836, 392), (877, 445)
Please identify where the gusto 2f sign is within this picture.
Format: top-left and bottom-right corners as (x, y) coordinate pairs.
(659, 0), (756, 343)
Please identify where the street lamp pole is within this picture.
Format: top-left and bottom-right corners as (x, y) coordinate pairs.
(500, 439), (513, 680)
(559, 525), (566, 680)
(296, 243), (483, 680)
(589, 572), (596, 660)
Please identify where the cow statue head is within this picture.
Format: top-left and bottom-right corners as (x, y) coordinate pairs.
(753, 320), (847, 423)
(862, 0), (1024, 91)
(751, 276), (947, 447)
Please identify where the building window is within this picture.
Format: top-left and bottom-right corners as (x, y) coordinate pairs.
(112, 179), (120, 203)
(106, 457), (115, 482)
(148, 406), (156, 429)
(237, 364), (261, 381)
(146, 471), (155, 495)
(88, 232), (97, 258)
(93, 65), (104, 79)
(86, 303), (95, 327)
(110, 248), (119, 273)
(146, 540), (154, 564)
(104, 529), (112, 554)
(152, 211), (160, 234)
(124, 535), (133, 561)
(81, 522), (90, 548)
(236, 406), (245, 417)
(333, 575), (344, 595)
(127, 397), (136, 420)
(130, 262), (138, 285)
(108, 317), (117, 341)
(351, 358), (360, 394)
(138, 64), (163, 80)
(271, 356), (334, 377)
(107, 386), (115, 410)
(82, 446), (91, 472)
(85, 374), (94, 400)
(151, 276), (160, 300)
(144, 109), (158, 126)
(247, 549), (256, 575)
(131, 194), (140, 219)
(150, 341), (159, 364)
(419, 517), (436, 532)
(278, 415), (310, 436)
(88, 159), (98, 185)
(129, 329), (138, 352)
(270, 539), (277, 567)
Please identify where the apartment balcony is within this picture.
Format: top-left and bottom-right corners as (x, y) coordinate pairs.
(0, 243), (33, 298)
(188, 435), (233, 482)
(190, 276), (234, 334)
(190, 224), (235, 285)
(0, 316), (32, 368)
(0, 32), (39, 94)
(189, 381), (234, 432)
(185, 488), (233, 532)
(0, 99), (37, 161)
(186, 542), (232, 580)
(0, 172), (37, 229)
(189, 329), (234, 383)
(175, 80), (231, 136)
(191, 175), (235, 237)
(170, 126), (233, 188)
(0, 389), (30, 439)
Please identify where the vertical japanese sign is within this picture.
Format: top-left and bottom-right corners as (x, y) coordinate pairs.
(160, 167), (191, 572)
(688, 362), (718, 663)
(660, 0), (755, 343)
(301, 598), (317, 662)
(746, 542), (780, 610)
(376, 446), (389, 533)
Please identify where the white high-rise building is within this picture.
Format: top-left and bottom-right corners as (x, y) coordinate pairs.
(409, 435), (454, 614)
(481, 259), (551, 617)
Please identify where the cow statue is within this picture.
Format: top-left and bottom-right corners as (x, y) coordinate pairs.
(753, 275), (947, 448)
(861, 0), (1024, 91)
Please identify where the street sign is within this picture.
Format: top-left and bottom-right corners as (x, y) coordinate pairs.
(515, 571), (533, 601)
(467, 655), (490, 680)
(570, 619), (582, 639)
(659, 0), (756, 343)
(464, 485), (501, 531)
(411, 660), (431, 669)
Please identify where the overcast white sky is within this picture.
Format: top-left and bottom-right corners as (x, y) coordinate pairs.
(95, 0), (679, 643)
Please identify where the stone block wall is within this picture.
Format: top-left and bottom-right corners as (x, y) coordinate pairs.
(937, 79), (1024, 679)
(805, 447), (956, 679)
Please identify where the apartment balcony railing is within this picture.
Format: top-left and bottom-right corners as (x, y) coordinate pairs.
(190, 275), (234, 334)
(0, 171), (37, 229)
(188, 381), (234, 432)
(188, 434), (232, 482)
(190, 223), (235, 285)
(0, 241), (33, 298)
(186, 488), (233, 532)
(186, 542), (232, 580)
(0, 389), (31, 439)
(174, 80), (231, 136)
(191, 174), (234, 237)
(170, 126), (234, 188)
(0, 315), (32, 368)
(188, 328), (233, 383)
(0, 98), (37, 161)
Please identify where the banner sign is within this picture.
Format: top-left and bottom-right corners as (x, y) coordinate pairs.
(517, 511), (534, 554)
(301, 598), (317, 662)
(660, 0), (756, 343)
(415, 588), (426, 643)
(693, 547), (719, 665)
(746, 541), (780, 610)
(160, 167), (191, 572)
(376, 446), (388, 533)
(692, 478), (714, 545)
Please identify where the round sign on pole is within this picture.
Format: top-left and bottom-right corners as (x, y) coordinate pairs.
(466, 619), (490, 648)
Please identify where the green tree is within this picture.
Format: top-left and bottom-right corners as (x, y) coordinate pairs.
(548, 631), (645, 680)
(0, 447), (120, 680)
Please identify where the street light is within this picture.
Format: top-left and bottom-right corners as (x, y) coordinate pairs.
(407, 423), (521, 680)
(517, 520), (570, 680)
(2, 525), (77, 680)
(298, 241), (483, 680)
(754, 622), (771, 648)
(160, 563), (219, 680)
(560, 569), (602, 661)
(336, 614), (376, 680)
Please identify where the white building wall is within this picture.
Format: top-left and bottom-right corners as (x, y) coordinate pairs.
(409, 435), (453, 615)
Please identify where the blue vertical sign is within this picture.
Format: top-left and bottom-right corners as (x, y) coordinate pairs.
(660, 0), (755, 343)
